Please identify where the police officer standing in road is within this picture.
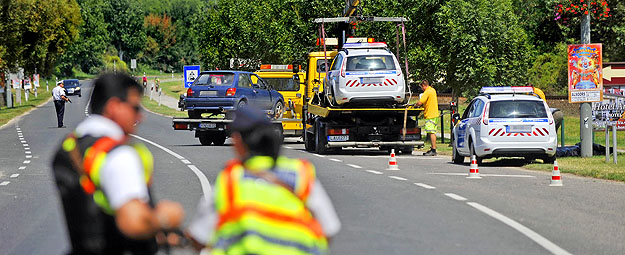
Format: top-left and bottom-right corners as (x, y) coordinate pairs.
(186, 108), (341, 255)
(52, 81), (71, 128)
(51, 73), (184, 255)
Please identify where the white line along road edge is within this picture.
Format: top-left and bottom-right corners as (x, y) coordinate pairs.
(131, 134), (212, 200)
(467, 202), (572, 255)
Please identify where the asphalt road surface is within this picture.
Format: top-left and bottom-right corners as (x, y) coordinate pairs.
(1, 80), (624, 254)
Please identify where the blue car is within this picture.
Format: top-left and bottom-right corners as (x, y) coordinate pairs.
(182, 71), (285, 119)
(62, 79), (81, 97)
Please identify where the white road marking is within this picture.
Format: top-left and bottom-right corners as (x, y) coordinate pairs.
(0, 181), (9, 186)
(20, 140), (26, 143)
(366, 170), (383, 175)
(23, 160), (30, 164)
(389, 176), (407, 181)
(428, 172), (536, 178)
(19, 166), (26, 170)
(129, 134), (212, 201)
(18, 135), (23, 137)
(25, 155), (32, 158)
(329, 158), (342, 162)
(19, 137), (24, 140)
(312, 154), (325, 158)
(346, 164), (362, 169)
(25, 151), (31, 154)
(181, 159), (192, 165)
(22, 144), (28, 147)
(467, 202), (572, 255)
(414, 183), (436, 189)
(24, 147), (30, 150)
(445, 193), (468, 201)
(283, 146), (292, 149)
(10, 174), (19, 178)
(187, 165), (213, 199)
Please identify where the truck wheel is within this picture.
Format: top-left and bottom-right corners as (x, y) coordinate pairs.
(314, 119), (328, 155)
(452, 137), (464, 164)
(304, 130), (315, 152)
(213, 133), (227, 146)
(199, 135), (213, 146)
(188, 110), (202, 119)
(400, 147), (413, 155)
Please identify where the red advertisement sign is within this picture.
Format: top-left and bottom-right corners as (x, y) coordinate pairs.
(568, 44), (603, 103)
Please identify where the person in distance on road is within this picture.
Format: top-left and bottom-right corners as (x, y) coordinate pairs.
(186, 107), (341, 255)
(51, 73), (184, 255)
(52, 80), (71, 128)
(415, 79), (439, 156)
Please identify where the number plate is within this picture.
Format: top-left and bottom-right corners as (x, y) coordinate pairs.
(327, 135), (349, 142)
(361, 77), (383, 84)
(199, 91), (217, 96)
(199, 123), (217, 129)
(67, 88), (74, 93)
(507, 125), (532, 133)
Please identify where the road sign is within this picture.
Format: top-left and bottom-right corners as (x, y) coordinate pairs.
(33, 74), (39, 87)
(593, 96), (625, 131)
(568, 44), (603, 103)
(602, 62), (625, 86)
(183, 65), (200, 88)
(131, 59), (137, 69)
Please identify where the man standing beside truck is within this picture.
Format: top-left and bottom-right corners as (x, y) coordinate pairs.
(415, 80), (439, 156)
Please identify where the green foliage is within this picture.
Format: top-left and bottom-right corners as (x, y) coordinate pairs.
(527, 43), (568, 96)
(105, 0), (147, 62)
(0, 0), (82, 76)
(103, 55), (128, 73)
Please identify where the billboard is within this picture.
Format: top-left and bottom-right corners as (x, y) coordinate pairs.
(592, 96), (625, 131)
(568, 44), (603, 103)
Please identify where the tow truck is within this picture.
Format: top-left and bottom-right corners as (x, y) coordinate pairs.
(302, 12), (424, 154)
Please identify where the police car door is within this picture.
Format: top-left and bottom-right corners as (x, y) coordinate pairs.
(456, 100), (476, 155)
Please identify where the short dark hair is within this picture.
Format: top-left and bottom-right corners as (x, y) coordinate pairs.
(239, 125), (282, 159)
(90, 73), (143, 114)
(421, 80), (429, 86)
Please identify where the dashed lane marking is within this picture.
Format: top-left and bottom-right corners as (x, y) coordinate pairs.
(414, 183), (436, 189)
(23, 144), (28, 147)
(467, 202), (572, 255)
(445, 193), (468, 201)
(389, 176), (407, 181)
(366, 170), (383, 175)
(329, 158), (342, 162)
(346, 164), (362, 169)
(428, 173), (536, 178)
(0, 181), (9, 186)
(24, 147), (30, 150)
(25, 155), (32, 159)
(10, 174), (19, 178)
(25, 151), (31, 154)
(23, 160), (31, 164)
(283, 146), (292, 149)
(20, 141), (26, 143)
(312, 154), (325, 158)
(18, 166), (26, 170)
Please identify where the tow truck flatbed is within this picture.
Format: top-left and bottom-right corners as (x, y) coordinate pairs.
(307, 104), (424, 118)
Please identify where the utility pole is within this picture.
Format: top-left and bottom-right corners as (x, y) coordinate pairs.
(580, 0), (592, 157)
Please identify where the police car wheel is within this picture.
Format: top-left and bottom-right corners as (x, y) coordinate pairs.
(452, 138), (464, 164)
(469, 141), (483, 165)
(543, 155), (556, 164)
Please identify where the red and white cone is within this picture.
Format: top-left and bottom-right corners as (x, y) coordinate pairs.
(467, 155), (482, 179)
(549, 160), (563, 186)
(386, 149), (400, 170)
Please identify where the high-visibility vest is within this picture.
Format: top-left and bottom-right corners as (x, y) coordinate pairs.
(61, 134), (154, 214)
(212, 156), (328, 255)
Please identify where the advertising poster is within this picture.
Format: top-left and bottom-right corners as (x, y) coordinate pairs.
(33, 74), (40, 87)
(568, 44), (603, 103)
(23, 78), (32, 90)
(592, 96), (625, 131)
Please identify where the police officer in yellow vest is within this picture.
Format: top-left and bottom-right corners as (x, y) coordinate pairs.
(51, 73), (184, 255)
(187, 108), (341, 255)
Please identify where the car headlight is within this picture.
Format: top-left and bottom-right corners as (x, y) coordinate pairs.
(75, 87), (80, 90)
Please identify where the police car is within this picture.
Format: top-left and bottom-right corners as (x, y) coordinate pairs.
(451, 87), (557, 164)
(324, 42), (405, 106)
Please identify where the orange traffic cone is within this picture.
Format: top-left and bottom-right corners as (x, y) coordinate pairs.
(549, 160), (563, 186)
(386, 149), (400, 170)
(467, 155), (482, 179)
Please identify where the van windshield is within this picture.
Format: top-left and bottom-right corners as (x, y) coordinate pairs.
(346, 55), (396, 71)
(489, 100), (548, 118)
(192, 73), (234, 86)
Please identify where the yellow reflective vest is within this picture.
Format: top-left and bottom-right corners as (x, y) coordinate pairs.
(211, 156), (328, 255)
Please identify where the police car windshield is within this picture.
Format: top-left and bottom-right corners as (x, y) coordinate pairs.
(263, 78), (298, 91)
(489, 100), (548, 118)
(346, 55), (396, 71)
(192, 73), (234, 86)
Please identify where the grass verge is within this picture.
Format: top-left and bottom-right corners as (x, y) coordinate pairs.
(1, 88), (53, 127)
(141, 96), (186, 118)
(159, 80), (185, 99)
(525, 154), (625, 182)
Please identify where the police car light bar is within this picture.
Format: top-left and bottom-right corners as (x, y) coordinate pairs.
(343, 42), (387, 49)
(480, 86), (534, 94)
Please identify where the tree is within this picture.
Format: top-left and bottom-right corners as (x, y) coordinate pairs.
(0, 0), (82, 76)
(105, 0), (146, 62)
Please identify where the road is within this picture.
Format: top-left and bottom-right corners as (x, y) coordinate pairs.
(1, 80), (625, 254)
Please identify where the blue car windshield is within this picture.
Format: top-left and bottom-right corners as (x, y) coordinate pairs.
(65, 80), (79, 87)
(192, 73), (234, 86)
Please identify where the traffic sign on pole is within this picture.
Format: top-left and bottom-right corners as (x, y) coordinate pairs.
(183, 65), (200, 88)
